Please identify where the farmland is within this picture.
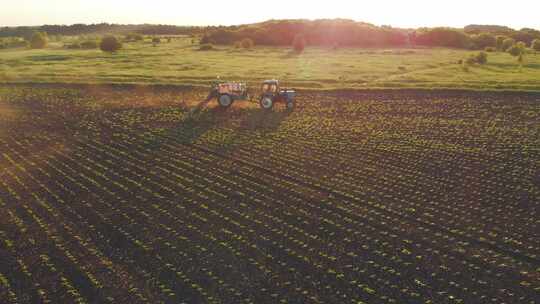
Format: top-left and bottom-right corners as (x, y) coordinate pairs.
(2, 37), (540, 90)
(0, 84), (539, 303)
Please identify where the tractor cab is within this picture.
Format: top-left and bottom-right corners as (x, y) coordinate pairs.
(261, 80), (279, 95)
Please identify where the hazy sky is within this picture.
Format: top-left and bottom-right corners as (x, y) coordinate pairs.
(2, 0), (539, 29)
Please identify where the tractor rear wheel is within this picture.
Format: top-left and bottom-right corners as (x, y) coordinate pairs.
(218, 94), (233, 108)
(260, 97), (274, 110)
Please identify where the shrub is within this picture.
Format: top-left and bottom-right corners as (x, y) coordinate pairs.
(465, 55), (477, 65)
(125, 33), (143, 42)
(152, 37), (161, 44)
(240, 38), (254, 49)
(484, 46), (496, 52)
(199, 43), (214, 51)
(464, 52), (488, 65)
(502, 38), (515, 51)
(234, 41), (242, 49)
(532, 39), (540, 51)
(0, 38), (28, 49)
(30, 32), (48, 49)
(80, 40), (98, 49)
(475, 51), (488, 64)
(200, 35), (213, 44)
(100, 36), (122, 53)
(292, 34), (306, 53)
(65, 42), (81, 49)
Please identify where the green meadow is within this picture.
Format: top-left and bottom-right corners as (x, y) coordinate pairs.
(1, 37), (540, 90)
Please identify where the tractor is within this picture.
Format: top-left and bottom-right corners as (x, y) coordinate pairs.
(259, 80), (296, 110)
(207, 80), (296, 110)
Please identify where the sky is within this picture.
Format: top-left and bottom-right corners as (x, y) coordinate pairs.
(2, 0), (539, 30)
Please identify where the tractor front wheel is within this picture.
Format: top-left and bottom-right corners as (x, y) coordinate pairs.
(260, 97), (274, 110)
(285, 100), (295, 111)
(218, 94), (233, 108)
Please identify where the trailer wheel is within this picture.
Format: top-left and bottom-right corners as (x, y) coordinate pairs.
(218, 94), (233, 108)
(260, 97), (274, 110)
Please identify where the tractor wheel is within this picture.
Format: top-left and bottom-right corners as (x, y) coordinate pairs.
(218, 94), (233, 108)
(260, 97), (274, 110)
(285, 100), (295, 111)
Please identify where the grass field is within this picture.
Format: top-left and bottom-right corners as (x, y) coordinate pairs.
(0, 84), (539, 303)
(1, 37), (540, 90)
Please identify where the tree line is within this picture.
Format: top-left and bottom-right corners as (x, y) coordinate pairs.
(1, 20), (539, 50)
(0, 23), (205, 39)
(201, 20), (540, 50)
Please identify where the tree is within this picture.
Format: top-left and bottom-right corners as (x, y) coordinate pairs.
(507, 42), (526, 63)
(100, 36), (122, 53)
(532, 39), (540, 52)
(495, 35), (506, 51)
(292, 34), (306, 53)
(502, 38), (516, 51)
(29, 32), (47, 49)
(471, 33), (496, 50)
(414, 28), (471, 48)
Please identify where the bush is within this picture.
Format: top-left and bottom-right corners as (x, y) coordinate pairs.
(30, 32), (48, 49)
(508, 42), (526, 57)
(100, 36), (122, 53)
(465, 55), (477, 65)
(502, 38), (515, 51)
(125, 33), (143, 42)
(484, 46), (496, 52)
(200, 35), (213, 44)
(152, 37), (161, 44)
(532, 39), (540, 51)
(65, 42), (81, 49)
(80, 40), (98, 49)
(292, 34), (306, 53)
(199, 43), (214, 51)
(475, 51), (488, 64)
(465, 52), (488, 65)
(234, 41), (242, 49)
(0, 37), (28, 49)
(240, 38), (254, 49)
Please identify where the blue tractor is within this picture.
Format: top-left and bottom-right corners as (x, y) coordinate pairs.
(259, 80), (296, 110)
